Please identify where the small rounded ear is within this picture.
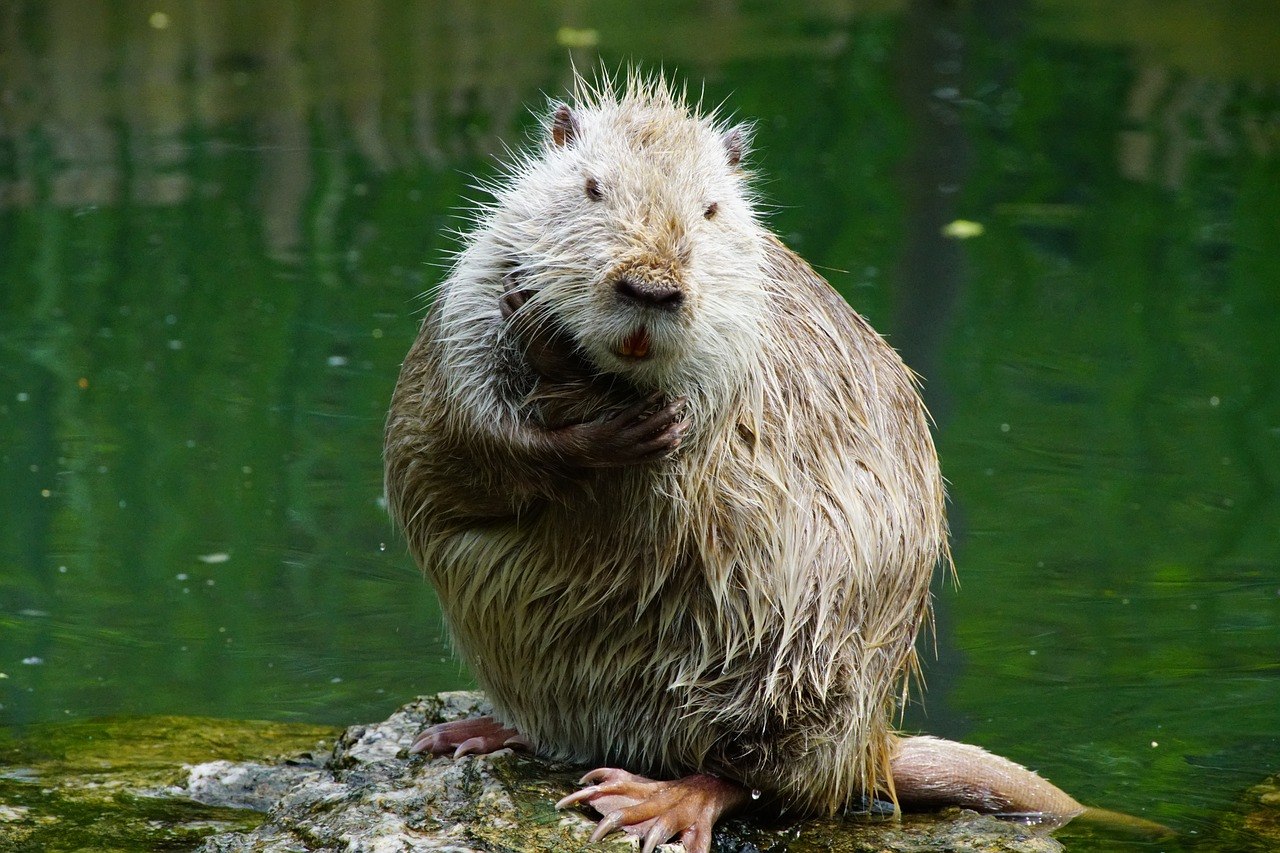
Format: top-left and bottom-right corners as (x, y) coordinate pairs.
(551, 104), (581, 148)
(721, 123), (752, 168)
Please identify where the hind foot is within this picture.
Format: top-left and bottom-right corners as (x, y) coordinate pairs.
(408, 715), (531, 758)
(556, 768), (747, 853)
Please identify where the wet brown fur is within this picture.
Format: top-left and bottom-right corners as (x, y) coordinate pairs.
(385, 75), (949, 816)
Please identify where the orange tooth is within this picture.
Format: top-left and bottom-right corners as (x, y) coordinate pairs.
(619, 327), (651, 359)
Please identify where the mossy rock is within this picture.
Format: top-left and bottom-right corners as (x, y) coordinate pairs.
(0, 692), (1071, 852)
(0, 713), (335, 852)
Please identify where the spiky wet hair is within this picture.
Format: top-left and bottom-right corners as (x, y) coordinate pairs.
(541, 68), (753, 166)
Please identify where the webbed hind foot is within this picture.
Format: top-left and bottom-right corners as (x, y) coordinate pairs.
(556, 768), (747, 853)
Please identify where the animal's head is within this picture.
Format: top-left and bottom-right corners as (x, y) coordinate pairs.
(484, 71), (768, 393)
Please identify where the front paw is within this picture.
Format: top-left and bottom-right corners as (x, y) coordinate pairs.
(554, 393), (690, 469)
(500, 280), (591, 382)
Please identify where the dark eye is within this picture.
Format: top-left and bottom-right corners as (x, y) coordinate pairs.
(585, 178), (604, 201)
(704, 202), (719, 219)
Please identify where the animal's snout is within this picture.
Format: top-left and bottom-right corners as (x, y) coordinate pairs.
(615, 276), (685, 311)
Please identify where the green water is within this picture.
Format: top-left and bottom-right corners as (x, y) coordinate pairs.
(2, 1), (1278, 849)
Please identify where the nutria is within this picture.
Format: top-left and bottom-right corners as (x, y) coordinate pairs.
(384, 72), (1084, 852)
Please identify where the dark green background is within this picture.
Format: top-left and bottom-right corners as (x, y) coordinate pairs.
(2, 0), (1278, 845)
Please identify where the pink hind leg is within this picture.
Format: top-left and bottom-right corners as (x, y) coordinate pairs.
(556, 768), (748, 853)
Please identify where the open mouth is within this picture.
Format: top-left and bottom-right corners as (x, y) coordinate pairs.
(616, 326), (652, 360)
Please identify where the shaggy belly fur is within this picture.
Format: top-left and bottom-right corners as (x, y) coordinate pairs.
(423, 419), (935, 816)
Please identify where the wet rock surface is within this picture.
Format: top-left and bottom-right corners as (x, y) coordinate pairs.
(194, 691), (1065, 853)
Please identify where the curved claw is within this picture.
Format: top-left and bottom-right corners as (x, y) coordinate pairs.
(453, 736), (490, 758)
(555, 785), (601, 809)
(641, 815), (677, 853)
(503, 733), (533, 750)
(408, 731), (438, 755)
(589, 809), (626, 843)
(579, 767), (624, 786)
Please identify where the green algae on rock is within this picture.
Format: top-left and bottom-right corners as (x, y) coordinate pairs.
(0, 714), (336, 853)
(1224, 773), (1280, 851)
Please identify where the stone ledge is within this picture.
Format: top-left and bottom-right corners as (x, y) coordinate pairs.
(193, 691), (1064, 853)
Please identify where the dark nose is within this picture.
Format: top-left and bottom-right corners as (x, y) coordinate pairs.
(615, 276), (685, 311)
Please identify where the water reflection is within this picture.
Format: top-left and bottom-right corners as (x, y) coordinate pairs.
(1, 0), (1278, 847)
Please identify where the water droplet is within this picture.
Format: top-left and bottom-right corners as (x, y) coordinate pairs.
(750, 789), (762, 800)
(379, 542), (387, 552)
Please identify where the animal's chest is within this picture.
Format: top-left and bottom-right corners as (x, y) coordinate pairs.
(438, 492), (729, 680)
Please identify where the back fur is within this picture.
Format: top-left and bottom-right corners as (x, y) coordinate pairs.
(385, 70), (950, 815)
